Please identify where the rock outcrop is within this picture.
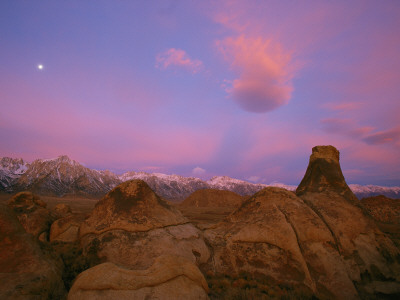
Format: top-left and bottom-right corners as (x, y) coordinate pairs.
(68, 255), (209, 300)
(205, 187), (358, 299)
(50, 213), (85, 242)
(0, 204), (65, 299)
(53, 203), (72, 218)
(181, 189), (244, 208)
(205, 145), (400, 299)
(8, 191), (53, 240)
(361, 195), (400, 225)
(296, 145), (357, 202)
(296, 145), (400, 298)
(79, 180), (210, 269)
(360, 195), (400, 248)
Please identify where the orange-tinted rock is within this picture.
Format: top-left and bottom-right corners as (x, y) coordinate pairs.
(8, 191), (53, 238)
(68, 255), (209, 300)
(296, 145), (357, 203)
(361, 195), (400, 225)
(0, 204), (65, 299)
(50, 213), (85, 242)
(80, 180), (210, 269)
(80, 180), (187, 236)
(360, 195), (400, 248)
(53, 203), (72, 218)
(205, 187), (357, 299)
(296, 145), (400, 298)
(181, 189), (244, 208)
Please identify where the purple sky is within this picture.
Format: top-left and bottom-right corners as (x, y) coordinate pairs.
(1, 1), (399, 186)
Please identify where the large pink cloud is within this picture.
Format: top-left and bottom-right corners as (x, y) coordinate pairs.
(217, 35), (295, 112)
(155, 48), (203, 73)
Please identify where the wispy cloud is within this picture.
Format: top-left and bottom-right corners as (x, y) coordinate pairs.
(217, 35), (295, 113)
(155, 48), (203, 73)
(320, 118), (373, 138)
(363, 128), (400, 145)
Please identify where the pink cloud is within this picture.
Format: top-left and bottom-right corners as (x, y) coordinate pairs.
(155, 48), (203, 73)
(320, 118), (373, 138)
(217, 35), (295, 112)
(363, 128), (400, 146)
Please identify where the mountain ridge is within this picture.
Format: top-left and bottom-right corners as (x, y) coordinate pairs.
(0, 155), (399, 200)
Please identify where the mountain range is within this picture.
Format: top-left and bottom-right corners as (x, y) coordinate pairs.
(1, 155), (399, 200)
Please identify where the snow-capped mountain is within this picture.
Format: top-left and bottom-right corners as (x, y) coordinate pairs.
(120, 171), (209, 200)
(349, 184), (400, 199)
(0, 157), (29, 189)
(207, 176), (268, 196)
(11, 155), (120, 197)
(1, 155), (399, 200)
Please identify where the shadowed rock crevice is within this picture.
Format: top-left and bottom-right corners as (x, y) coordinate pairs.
(277, 206), (316, 292)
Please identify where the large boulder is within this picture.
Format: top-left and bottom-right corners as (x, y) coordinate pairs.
(8, 191), (53, 240)
(296, 145), (400, 297)
(50, 213), (85, 242)
(205, 187), (358, 299)
(68, 255), (209, 300)
(79, 180), (210, 269)
(0, 204), (65, 299)
(181, 189), (244, 208)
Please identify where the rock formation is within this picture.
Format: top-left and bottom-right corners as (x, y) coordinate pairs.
(361, 195), (400, 225)
(205, 145), (400, 299)
(53, 203), (72, 217)
(79, 180), (210, 269)
(68, 255), (209, 300)
(205, 187), (358, 299)
(360, 195), (400, 248)
(0, 204), (65, 299)
(50, 213), (86, 243)
(181, 189), (244, 208)
(296, 145), (400, 297)
(8, 191), (53, 240)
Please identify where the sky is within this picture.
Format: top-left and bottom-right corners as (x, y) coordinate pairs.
(1, 0), (399, 186)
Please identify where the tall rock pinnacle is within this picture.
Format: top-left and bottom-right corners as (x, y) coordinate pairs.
(296, 145), (356, 201)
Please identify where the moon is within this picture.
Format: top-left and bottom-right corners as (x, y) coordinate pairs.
(37, 64), (44, 70)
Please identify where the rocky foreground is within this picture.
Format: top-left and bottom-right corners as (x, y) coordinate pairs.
(1, 145), (400, 299)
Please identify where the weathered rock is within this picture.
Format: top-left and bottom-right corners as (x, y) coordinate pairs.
(0, 204), (66, 299)
(360, 195), (400, 249)
(8, 191), (53, 238)
(361, 195), (400, 225)
(53, 203), (72, 218)
(50, 213), (85, 242)
(68, 255), (209, 300)
(181, 189), (244, 208)
(205, 187), (358, 299)
(296, 145), (400, 298)
(80, 180), (210, 269)
(297, 145), (357, 202)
